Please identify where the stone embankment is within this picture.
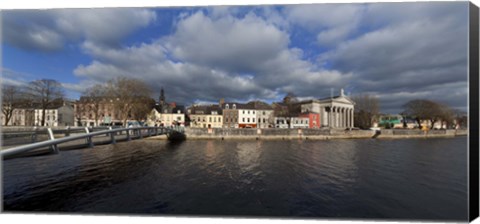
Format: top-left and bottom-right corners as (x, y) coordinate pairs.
(181, 128), (468, 140)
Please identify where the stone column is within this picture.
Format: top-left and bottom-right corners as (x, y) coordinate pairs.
(350, 109), (354, 128)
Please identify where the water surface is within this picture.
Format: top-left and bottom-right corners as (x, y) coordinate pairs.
(3, 137), (468, 221)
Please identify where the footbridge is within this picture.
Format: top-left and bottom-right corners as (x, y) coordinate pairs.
(1, 126), (185, 160)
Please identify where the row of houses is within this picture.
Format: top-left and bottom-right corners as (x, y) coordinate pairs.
(2, 88), (356, 129)
(177, 89), (355, 129)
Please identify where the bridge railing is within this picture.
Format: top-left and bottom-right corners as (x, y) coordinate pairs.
(1, 126), (182, 159)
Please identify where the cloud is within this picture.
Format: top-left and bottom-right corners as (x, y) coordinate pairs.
(317, 2), (468, 112)
(2, 8), (156, 51)
(73, 9), (352, 105)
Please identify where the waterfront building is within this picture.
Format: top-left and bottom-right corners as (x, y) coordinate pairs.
(148, 106), (185, 127)
(74, 97), (123, 126)
(0, 108), (35, 126)
(274, 117), (289, 128)
(188, 105), (223, 128)
(237, 104), (257, 128)
(249, 101), (274, 129)
(299, 112), (321, 128)
(34, 104), (74, 127)
(290, 117), (310, 129)
(222, 102), (239, 128)
(300, 89), (355, 129)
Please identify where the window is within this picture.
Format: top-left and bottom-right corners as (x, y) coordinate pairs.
(253, 111), (255, 114)
(219, 118), (221, 123)
(209, 117), (212, 122)
(214, 117), (216, 122)
(247, 118), (250, 122)
(248, 110), (250, 114)
(47, 115), (50, 121)
(253, 118), (255, 123)
(263, 111), (265, 115)
(226, 104), (229, 109)
(243, 118), (245, 122)
(198, 117), (200, 122)
(243, 110), (245, 114)
(233, 104), (236, 109)
(263, 118), (266, 123)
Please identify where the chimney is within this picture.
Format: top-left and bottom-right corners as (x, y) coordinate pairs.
(340, 88), (345, 96)
(219, 98), (225, 106)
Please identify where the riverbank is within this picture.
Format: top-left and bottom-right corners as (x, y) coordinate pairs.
(149, 128), (468, 140)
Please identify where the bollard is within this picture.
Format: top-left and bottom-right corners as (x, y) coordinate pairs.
(47, 128), (59, 153)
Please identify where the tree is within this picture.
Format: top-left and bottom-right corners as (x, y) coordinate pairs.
(402, 99), (447, 129)
(351, 94), (379, 129)
(1, 85), (28, 125)
(105, 77), (153, 126)
(82, 84), (107, 126)
(26, 79), (64, 126)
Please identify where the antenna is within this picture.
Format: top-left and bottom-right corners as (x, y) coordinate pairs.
(330, 88), (333, 99)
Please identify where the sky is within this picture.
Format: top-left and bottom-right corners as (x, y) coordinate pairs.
(1, 1), (471, 114)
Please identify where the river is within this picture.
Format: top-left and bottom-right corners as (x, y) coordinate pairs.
(2, 137), (468, 221)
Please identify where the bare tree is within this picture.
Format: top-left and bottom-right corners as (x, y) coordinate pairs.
(351, 94), (380, 129)
(130, 97), (156, 123)
(26, 79), (64, 126)
(82, 84), (107, 126)
(1, 85), (27, 125)
(106, 77), (153, 126)
(403, 99), (445, 129)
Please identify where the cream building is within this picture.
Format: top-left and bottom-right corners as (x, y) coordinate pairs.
(1, 108), (35, 126)
(148, 107), (185, 127)
(188, 105), (223, 128)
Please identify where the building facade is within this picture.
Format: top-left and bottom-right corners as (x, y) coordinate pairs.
(35, 105), (74, 127)
(300, 89), (355, 129)
(222, 103), (239, 128)
(1, 108), (35, 126)
(188, 105), (223, 128)
(290, 117), (309, 129)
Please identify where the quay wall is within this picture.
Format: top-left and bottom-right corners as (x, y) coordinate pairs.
(184, 128), (468, 140)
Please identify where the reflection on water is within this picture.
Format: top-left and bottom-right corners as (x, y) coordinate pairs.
(3, 137), (468, 221)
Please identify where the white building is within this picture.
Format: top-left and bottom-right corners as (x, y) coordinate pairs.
(34, 105), (74, 127)
(274, 117), (289, 128)
(300, 89), (355, 129)
(291, 117), (309, 129)
(238, 104), (256, 128)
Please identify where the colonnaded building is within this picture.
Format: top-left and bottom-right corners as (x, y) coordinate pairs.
(299, 89), (355, 129)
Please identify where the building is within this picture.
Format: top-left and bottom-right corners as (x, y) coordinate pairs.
(250, 101), (274, 129)
(0, 108), (35, 126)
(188, 105), (223, 128)
(290, 117), (309, 129)
(274, 117), (289, 128)
(299, 112), (321, 128)
(74, 97), (123, 126)
(300, 89), (355, 129)
(222, 102), (239, 128)
(237, 104), (256, 128)
(148, 106), (185, 127)
(34, 104), (74, 127)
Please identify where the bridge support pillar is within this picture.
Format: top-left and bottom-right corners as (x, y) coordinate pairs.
(47, 128), (59, 154)
(109, 127), (116, 144)
(85, 127), (94, 148)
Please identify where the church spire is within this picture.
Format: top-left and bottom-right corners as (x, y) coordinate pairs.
(160, 88), (166, 105)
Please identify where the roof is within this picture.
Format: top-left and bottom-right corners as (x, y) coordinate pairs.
(221, 102), (255, 110)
